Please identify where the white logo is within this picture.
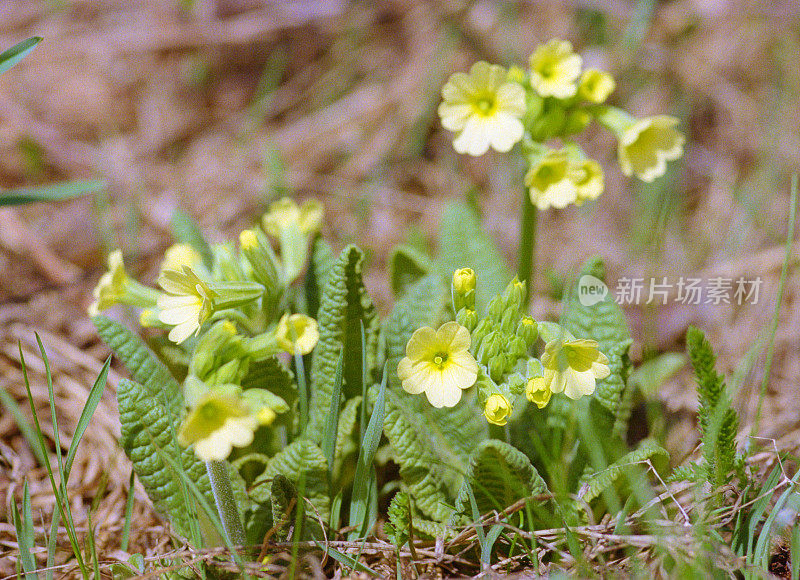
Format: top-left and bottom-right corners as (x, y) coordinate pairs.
(577, 275), (609, 306)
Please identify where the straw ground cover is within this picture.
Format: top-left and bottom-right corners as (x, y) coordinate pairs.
(1, 1), (799, 577)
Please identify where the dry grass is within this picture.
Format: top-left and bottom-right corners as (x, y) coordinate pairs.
(1, 0), (799, 576)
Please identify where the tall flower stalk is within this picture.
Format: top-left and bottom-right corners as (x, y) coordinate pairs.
(438, 39), (685, 309)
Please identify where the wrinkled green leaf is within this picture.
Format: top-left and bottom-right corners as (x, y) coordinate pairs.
(251, 438), (330, 524)
(117, 379), (214, 537)
(579, 439), (668, 503)
(453, 439), (547, 521)
(389, 244), (433, 297)
(307, 245), (378, 442)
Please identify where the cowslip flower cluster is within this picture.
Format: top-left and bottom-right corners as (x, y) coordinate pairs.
(398, 271), (610, 427)
(90, 197), (326, 461)
(438, 38), (684, 208)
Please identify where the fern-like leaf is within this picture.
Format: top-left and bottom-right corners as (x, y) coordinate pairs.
(453, 439), (547, 522)
(686, 326), (739, 487)
(579, 439), (669, 503)
(306, 245), (378, 442)
(251, 438), (330, 524)
(117, 378), (214, 538)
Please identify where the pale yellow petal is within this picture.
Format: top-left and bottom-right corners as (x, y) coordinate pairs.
(406, 326), (438, 360)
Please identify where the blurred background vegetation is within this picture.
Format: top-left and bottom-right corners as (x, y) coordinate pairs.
(0, 0), (798, 573)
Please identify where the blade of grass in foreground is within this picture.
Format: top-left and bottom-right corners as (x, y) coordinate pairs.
(0, 37), (41, 76)
(0, 388), (46, 466)
(751, 174), (797, 438)
(45, 354), (111, 579)
(11, 481), (36, 578)
(348, 365), (387, 540)
(20, 343), (88, 579)
(0, 179), (106, 206)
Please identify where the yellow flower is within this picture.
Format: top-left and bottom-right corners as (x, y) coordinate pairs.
(157, 266), (217, 344)
(525, 149), (578, 210)
(275, 313), (319, 355)
(178, 388), (258, 461)
(397, 322), (479, 408)
(263, 197), (324, 237)
(160, 244), (203, 274)
(578, 69), (615, 104)
(89, 250), (128, 315)
(438, 61), (526, 156)
(541, 338), (610, 400)
(88, 249), (159, 316)
(483, 393), (512, 425)
(569, 157), (604, 204)
(618, 115), (684, 182)
(525, 376), (552, 409)
(529, 39), (582, 99)
(453, 268), (476, 295)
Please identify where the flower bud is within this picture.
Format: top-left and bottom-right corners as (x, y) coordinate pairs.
(517, 316), (538, 345)
(477, 331), (501, 365)
(563, 108), (592, 136)
(507, 373), (527, 396)
(578, 69), (615, 104)
(489, 355), (507, 383)
(275, 313), (319, 355)
(453, 267), (476, 295)
(240, 229), (280, 288)
(452, 267), (477, 311)
(525, 376), (552, 409)
(483, 393), (513, 426)
(456, 307), (478, 332)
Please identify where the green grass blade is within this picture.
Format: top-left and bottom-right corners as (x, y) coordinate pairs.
(482, 523), (504, 569)
(0, 388), (46, 466)
(0, 37), (41, 76)
(0, 179), (106, 206)
(295, 350), (309, 435)
(464, 480), (487, 547)
(322, 349), (345, 474)
(313, 541), (379, 576)
(64, 356), (111, 477)
(348, 365), (387, 540)
(12, 481), (37, 578)
(791, 524), (800, 580)
(359, 320), (367, 443)
(743, 465), (782, 560)
(121, 469), (136, 552)
(754, 470), (800, 571)
(752, 174), (797, 437)
(85, 508), (101, 580)
(19, 343), (88, 578)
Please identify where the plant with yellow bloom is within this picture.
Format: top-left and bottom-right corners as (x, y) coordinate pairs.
(438, 61), (526, 156)
(274, 313), (319, 355)
(397, 321), (479, 408)
(529, 39), (582, 98)
(483, 393), (513, 425)
(541, 337), (610, 400)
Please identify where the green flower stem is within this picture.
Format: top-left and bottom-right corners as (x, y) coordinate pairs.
(124, 280), (161, 307)
(590, 104), (634, 135)
(517, 187), (538, 308)
(205, 460), (245, 547)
